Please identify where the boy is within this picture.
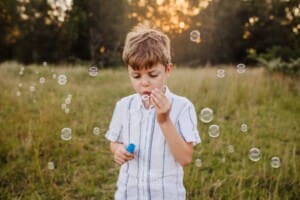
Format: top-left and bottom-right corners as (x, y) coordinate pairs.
(105, 25), (201, 200)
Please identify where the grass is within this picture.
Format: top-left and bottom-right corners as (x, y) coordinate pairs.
(0, 62), (299, 199)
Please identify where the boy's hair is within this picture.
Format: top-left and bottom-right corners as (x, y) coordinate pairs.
(122, 24), (171, 70)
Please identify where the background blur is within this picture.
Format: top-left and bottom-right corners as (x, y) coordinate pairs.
(1, 0), (299, 72)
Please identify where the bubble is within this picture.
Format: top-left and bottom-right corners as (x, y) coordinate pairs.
(236, 63), (246, 74)
(39, 77), (46, 84)
(29, 85), (36, 92)
(43, 61), (48, 67)
(16, 91), (21, 97)
(190, 30), (201, 43)
(208, 124), (220, 138)
(64, 107), (70, 114)
(61, 103), (67, 110)
(65, 97), (71, 104)
(58, 74), (67, 85)
(195, 158), (202, 167)
(52, 73), (57, 79)
(141, 95), (150, 102)
(216, 69), (225, 78)
(199, 107), (213, 123)
(88, 66), (98, 77)
(61, 127), (72, 141)
(18, 83), (23, 87)
(240, 123), (248, 133)
(270, 156), (281, 168)
(19, 71), (24, 76)
(249, 147), (261, 162)
(47, 161), (55, 170)
(93, 127), (100, 136)
(227, 145), (234, 153)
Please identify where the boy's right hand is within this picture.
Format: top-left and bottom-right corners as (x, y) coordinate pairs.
(113, 145), (135, 165)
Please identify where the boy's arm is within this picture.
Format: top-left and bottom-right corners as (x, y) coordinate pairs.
(159, 119), (194, 167)
(151, 88), (194, 167)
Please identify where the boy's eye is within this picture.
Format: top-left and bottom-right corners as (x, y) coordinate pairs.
(149, 73), (158, 78)
(132, 75), (140, 79)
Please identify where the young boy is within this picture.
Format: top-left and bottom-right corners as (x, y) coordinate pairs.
(105, 25), (201, 200)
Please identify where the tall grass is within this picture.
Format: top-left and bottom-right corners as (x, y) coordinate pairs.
(0, 62), (299, 199)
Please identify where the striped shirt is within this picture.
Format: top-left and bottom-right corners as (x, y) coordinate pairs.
(105, 87), (201, 200)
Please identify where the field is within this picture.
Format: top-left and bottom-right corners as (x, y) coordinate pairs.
(0, 62), (299, 199)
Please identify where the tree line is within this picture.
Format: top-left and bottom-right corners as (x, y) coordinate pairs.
(0, 0), (299, 67)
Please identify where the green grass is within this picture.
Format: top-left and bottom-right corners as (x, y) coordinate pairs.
(0, 62), (299, 199)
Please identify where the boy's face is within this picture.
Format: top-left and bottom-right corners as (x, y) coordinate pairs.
(128, 63), (172, 97)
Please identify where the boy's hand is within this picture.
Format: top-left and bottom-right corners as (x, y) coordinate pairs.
(113, 145), (135, 165)
(151, 88), (171, 124)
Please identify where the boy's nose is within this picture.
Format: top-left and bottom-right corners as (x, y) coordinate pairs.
(141, 77), (150, 86)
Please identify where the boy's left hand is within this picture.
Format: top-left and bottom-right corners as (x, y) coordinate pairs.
(151, 88), (171, 124)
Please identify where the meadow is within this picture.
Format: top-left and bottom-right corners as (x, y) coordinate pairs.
(0, 62), (299, 200)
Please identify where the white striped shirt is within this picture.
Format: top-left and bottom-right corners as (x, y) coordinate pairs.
(105, 87), (201, 200)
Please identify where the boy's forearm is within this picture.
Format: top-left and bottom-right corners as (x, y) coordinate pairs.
(159, 118), (193, 166)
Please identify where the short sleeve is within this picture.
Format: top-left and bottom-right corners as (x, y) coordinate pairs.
(105, 101), (124, 143)
(177, 101), (201, 146)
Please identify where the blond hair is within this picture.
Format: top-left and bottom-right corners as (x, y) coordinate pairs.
(122, 25), (171, 70)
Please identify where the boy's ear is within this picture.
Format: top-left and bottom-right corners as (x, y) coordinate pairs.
(166, 63), (173, 75)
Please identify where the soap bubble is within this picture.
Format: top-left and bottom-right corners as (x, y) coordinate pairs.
(208, 124), (220, 138)
(16, 91), (21, 97)
(270, 156), (281, 168)
(43, 61), (48, 67)
(29, 85), (35, 92)
(18, 83), (23, 87)
(240, 123), (248, 133)
(93, 127), (100, 136)
(52, 73), (57, 79)
(249, 147), (261, 162)
(195, 158), (202, 167)
(39, 77), (46, 84)
(190, 30), (201, 43)
(64, 107), (70, 114)
(47, 161), (55, 170)
(141, 95), (150, 102)
(88, 66), (98, 77)
(58, 74), (67, 85)
(236, 63), (246, 74)
(227, 144), (234, 153)
(61, 127), (72, 141)
(216, 69), (225, 78)
(199, 107), (213, 123)
(65, 97), (71, 104)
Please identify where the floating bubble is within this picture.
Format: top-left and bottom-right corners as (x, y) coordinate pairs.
(195, 158), (202, 167)
(93, 127), (100, 136)
(190, 30), (201, 43)
(16, 91), (21, 97)
(39, 77), (46, 84)
(65, 97), (71, 104)
(61, 127), (72, 141)
(216, 69), (225, 78)
(29, 85), (35, 92)
(43, 61), (48, 67)
(58, 74), (67, 85)
(18, 83), (23, 87)
(199, 107), (213, 123)
(19, 71), (24, 76)
(61, 103), (67, 110)
(249, 147), (261, 162)
(208, 124), (220, 138)
(88, 66), (98, 77)
(141, 95), (150, 102)
(52, 73), (57, 79)
(236, 63), (246, 74)
(227, 145), (234, 153)
(240, 123), (248, 133)
(64, 107), (70, 114)
(270, 156), (281, 168)
(47, 161), (55, 170)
